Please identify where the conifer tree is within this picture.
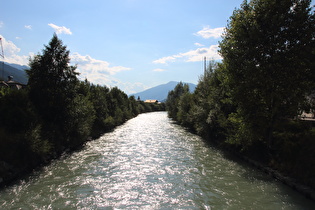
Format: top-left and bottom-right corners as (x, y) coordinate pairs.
(27, 33), (78, 123)
(27, 34), (95, 149)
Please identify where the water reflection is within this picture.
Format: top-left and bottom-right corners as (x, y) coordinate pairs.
(0, 112), (314, 209)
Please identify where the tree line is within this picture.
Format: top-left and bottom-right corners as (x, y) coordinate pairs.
(0, 34), (165, 185)
(166, 0), (315, 188)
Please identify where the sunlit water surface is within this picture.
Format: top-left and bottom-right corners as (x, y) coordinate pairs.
(1, 112), (315, 209)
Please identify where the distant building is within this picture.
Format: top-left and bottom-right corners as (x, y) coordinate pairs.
(0, 76), (26, 90)
(144, 99), (159, 103)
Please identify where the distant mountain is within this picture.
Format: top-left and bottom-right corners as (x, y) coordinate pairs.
(6, 63), (29, 71)
(131, 81), (196, 102)
(0, 62), (28, 84)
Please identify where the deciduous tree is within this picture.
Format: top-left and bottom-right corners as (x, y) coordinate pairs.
(219, 0), (315, 149)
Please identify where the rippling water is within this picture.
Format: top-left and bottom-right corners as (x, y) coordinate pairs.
(1, 112), (315, 209)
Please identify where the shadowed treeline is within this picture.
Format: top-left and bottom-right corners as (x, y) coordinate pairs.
(166, 0), (315, 190)
(0, 34), (165, 186)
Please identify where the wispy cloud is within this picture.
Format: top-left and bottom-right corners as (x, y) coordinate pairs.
(194, 43), (204, 47)
(153, 55), (179, 64)
(25, 25), (32, 30)
(153, 45), (221, 64)
(194, 26), (225, 39)
(48, 23), (72, 35)
(0, 21), (3, 28)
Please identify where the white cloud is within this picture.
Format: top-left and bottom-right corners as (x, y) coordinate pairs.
(48, 23), (72, 35)
(194, 43), (204, 47)
(153, 55), (177, 64)
(180, 45), (221, 62)
(120, 82), (149, 94)
(0, 21), (3, 28)
(0, 35), (144, 95)
(153, 45), (221, 64)
(71, 53), (130, 75)
(194, 26), (225, 39)
(25, 25), (32, 30)
(70, 53), (151, 94)
(0, 35), (30, 65)
(71, 52), (131, 87)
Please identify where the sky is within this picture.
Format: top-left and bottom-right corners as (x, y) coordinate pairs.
(1, 0), (248, 94)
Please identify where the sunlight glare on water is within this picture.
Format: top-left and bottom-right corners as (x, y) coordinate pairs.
(0, 112), (315, 209)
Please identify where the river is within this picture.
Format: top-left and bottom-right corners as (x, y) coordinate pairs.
(1, 112), (315, 209)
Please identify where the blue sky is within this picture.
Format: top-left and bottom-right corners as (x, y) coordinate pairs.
(2, 0), (248, 94)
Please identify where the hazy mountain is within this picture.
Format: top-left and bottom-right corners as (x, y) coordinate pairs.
(0, 62), (28, 84)
(131, 81), (196, 102)
(6, 63), (29, 71)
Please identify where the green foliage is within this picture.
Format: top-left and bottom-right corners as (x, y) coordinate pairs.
(219, 0), (315, 149)
(0, 89), (35, 132)
(0, 34), (166, 185)
(165, 0), (315, 188)
(0, 127), (27, 167)
(26, 34), (93, 151)
(166, 62), (232, 142)
(0, 87), (11, 98)
(0, 89), (41, 168)
(129, 95), (140, 116)
(26, 124), (52, 157)
(65, 93), (95, 147)
(166, 82), (190, 121)
(192, 62), (233, 139)
(272, 121), (315, 186)
(177, 92), (194, 128)
(27, 34), (79, 124)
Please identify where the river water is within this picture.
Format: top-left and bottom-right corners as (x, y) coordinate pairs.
(1, 112), (315, 209)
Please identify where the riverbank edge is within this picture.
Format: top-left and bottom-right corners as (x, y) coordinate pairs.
(0, 109), (167, 189)
(0, 141), (84, 189)
(209, 140), (315, 202)
(175, 119), (315, 201)
(240, 155), (315, 201)
(228, 150), (315, 201)
(0, 119), (126, 189)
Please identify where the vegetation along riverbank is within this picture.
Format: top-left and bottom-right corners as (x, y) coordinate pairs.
(166, 0), (315, 200)
(0, 34), (165, 187)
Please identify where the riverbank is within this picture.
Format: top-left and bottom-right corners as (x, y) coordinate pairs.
(165, 80), (315, 202)
(170, 119), (315, 201)
(0, 140), (83, 188)
(197, 129), (315, 202)
(0, 110), (165, 189)
(244, 156), (315, 201)
(232, 151), (315, 201)
(2, 112), (315, 209)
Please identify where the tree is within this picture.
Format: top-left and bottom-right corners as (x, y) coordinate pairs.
(219, 0), (315, 149)
(27, 34), (79, 123)
(166, 82), (190, 121)
(27, 34), (93, 149)
(177, 91), (194, 127)
(188, 61), (233, 140)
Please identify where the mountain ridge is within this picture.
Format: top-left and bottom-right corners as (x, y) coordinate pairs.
(131, 81), (196, 102)
(0, 62), (28, 84)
